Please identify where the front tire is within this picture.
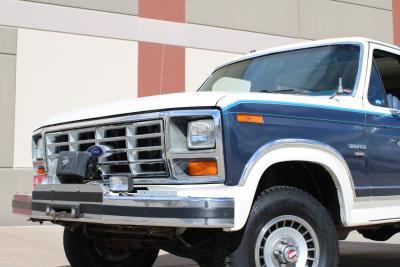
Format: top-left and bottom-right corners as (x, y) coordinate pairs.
(223, 186), (339, 267)
(63, 227), (159, 267)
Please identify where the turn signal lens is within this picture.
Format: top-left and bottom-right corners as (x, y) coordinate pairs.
(188, 160), (218, 176)
(34, 174), (46, 188)
(236, 113), (264, 124)
(33, 161), (47, 188)
(37, 168), (46, 174)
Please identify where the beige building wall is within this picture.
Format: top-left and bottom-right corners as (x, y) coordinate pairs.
(14, 29), (139, 168)
(185, 48), (241, 92)
(186, 0), (299, 38)
(299, 0), (393, 43)
(0, 27), (17, 168)
(186, 0), (394, 43)
(330, 0), (392, 10)
(0, 169), (33, 226)
(20, 0), (138, 15)
(0, 26), (29, 226)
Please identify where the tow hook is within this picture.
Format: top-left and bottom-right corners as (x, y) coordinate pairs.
(45, 205), (80, 219)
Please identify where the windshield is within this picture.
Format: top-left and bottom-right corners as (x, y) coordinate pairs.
(198, 44), (361, 96)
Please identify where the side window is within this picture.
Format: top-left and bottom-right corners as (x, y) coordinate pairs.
(372, 50), (400, 109)
(368, 63), (387, 107)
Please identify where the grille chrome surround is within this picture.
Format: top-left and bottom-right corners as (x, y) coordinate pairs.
(35, 109), (225, 185)
(45, 120), (168, 179)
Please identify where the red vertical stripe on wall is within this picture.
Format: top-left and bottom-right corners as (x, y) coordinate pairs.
(162, 44), (185, 94)
(139, 0), (185, 23)
(394, 0), (400, 45)
(138, 42), (163, 97)
(137, 0), (186, 97)
(138, 42), (185, 97)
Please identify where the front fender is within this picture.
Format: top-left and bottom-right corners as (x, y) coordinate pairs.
(230, 139), (355, 231)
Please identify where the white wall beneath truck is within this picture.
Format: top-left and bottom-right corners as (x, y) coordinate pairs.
(14, 29), (138, 168)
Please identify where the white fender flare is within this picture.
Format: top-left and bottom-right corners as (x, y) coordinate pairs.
(230, 139), (355, 231)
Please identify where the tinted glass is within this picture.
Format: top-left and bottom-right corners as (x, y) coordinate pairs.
(199, 44), (361, 96)
(368, 63), (388, 107)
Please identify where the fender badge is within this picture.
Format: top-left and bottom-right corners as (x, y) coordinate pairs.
(348, 144), (367, 150)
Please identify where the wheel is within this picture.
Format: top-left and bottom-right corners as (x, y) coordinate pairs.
(63, 227), (159, 267)
(221, 186), (339, 267)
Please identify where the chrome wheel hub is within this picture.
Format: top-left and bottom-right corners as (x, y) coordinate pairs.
(255, 215), (320, 267)
(274, 241), (298, 264)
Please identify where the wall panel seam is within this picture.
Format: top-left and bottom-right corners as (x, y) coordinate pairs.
(18, 0), (138, 16)
(329, 0), (392, 11)
(1, 22), (309, 46)
(0, 1), (306, 54)
(0, 52), (16, 56)
(184, 22), (310, 41)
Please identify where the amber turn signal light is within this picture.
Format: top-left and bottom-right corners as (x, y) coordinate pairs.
(36, 168), (46, 175)
(188, 160), (218, 176)
(236, 113), (264, 124)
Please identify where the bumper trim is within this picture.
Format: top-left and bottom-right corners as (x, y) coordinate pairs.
(32, 191), (103, 202)
(13, 184), (235, 228)
(32, 201), (233, 219)
(12, 194), (32, 216)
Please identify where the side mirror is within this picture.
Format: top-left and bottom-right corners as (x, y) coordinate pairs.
(390, 108), (400, 116)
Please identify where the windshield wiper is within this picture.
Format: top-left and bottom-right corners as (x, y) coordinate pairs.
(259, 88), (309, 94)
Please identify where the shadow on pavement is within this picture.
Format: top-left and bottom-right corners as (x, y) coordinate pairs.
(340, 241), (400, 267)
(57, 241), (400, 267)
(57, 253), (199, 267)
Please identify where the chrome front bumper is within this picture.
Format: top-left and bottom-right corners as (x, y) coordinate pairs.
(12, 184), (234, 228)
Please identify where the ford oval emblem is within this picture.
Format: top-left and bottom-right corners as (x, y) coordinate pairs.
(87, 145), (105, 158)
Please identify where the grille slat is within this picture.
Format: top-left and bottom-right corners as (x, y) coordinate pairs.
(107, 146), (163, 153)
(98, 159), (165, 165)
(47, 140), (96, 147)
(45, 119), (168, 180)
(134, 133), (162, 139)
(48, 135), (163, 147)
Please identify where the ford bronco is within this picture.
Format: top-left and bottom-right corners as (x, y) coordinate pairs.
(12, 37), (400, 267)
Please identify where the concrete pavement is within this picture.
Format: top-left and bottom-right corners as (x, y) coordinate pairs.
(1, 226), (400, 267)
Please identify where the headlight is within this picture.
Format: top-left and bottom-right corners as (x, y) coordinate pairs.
(32, 136), (44, 161)
(187, 119), (216, 149)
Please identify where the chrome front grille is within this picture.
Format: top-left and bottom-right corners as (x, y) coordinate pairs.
(45, 120), (168, 179)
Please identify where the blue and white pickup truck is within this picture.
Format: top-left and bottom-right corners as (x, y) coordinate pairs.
(13, 37), (400, 267)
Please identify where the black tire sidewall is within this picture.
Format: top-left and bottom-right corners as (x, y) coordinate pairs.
(237, 187), (338, 267)
(63, 227), (159, 267)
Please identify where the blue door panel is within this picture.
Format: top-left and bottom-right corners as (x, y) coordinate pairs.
(366, 114), (400, 195)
